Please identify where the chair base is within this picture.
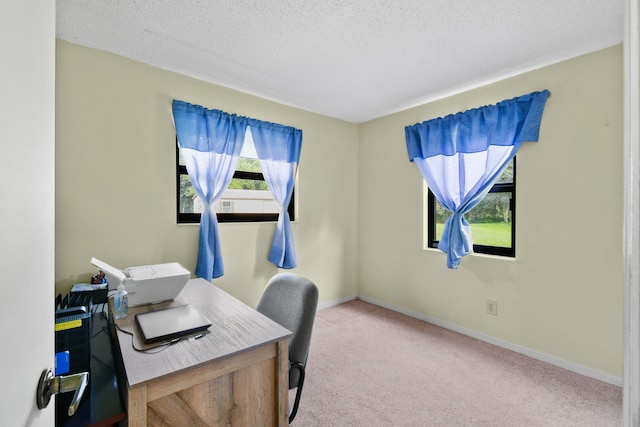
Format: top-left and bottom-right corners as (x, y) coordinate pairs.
(289, 362), (305, 423)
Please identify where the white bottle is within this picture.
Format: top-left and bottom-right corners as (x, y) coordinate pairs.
(114, 284), (128, 319)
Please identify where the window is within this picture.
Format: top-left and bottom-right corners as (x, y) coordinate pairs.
(427, 158), (515, 257)
(176, 133), (295, 224)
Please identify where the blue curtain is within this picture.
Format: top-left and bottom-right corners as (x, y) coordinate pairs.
(405, 90), (550, 269)
(172, 100), (248, 280)
(248, 119), (302, 269)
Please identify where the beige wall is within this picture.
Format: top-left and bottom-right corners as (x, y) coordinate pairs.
(358, 45), (624, 377)
(55, 40), (359, 307)
(56, 40), (623, 378)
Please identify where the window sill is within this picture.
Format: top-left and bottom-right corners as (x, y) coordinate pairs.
(423, 246), (517, 262)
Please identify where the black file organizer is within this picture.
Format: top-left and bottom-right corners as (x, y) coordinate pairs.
(54, 293), (93, 425)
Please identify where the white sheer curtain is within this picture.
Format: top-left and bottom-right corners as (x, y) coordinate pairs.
(248, 119), (302, 269)
(172, 100), (247, 280)
(405, 90), (550, 268)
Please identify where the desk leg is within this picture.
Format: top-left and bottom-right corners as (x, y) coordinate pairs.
(276, 339), (289, 426)
(127, 385), (147, 427)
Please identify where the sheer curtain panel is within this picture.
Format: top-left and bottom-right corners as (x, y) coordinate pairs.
(405, 90), (550, 268)
(172, 100), (248, 280)
(249, 119), (302, 269)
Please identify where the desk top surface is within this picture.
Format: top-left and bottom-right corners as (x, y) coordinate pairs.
(112, 278), (291, 387)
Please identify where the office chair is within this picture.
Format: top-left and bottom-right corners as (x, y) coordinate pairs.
(256, 273), (319, 423)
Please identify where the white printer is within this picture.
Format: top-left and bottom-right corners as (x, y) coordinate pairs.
(90, 257), (191, 307)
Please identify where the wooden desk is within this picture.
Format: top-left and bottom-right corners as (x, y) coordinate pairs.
(110, 278), (291, 426)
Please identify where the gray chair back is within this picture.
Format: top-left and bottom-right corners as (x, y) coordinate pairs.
(256, 272), (318, 388)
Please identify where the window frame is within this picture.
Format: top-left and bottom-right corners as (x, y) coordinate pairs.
(176, 144), (295, 224)
(426, 158), (516, 258)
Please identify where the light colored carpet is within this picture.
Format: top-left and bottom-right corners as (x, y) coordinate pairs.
(293, 299), (622, 426)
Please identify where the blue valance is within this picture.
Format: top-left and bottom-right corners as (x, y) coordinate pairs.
(247, 118), (302, 163)
(406, 90), (551, 160)
(172, 100), (248, 155)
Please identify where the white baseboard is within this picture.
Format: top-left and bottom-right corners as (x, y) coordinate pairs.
(317, 294), (358, 310)
(320, 294), (622, 387)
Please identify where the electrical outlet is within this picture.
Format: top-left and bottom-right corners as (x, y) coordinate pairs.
(486, 300), (498, 316)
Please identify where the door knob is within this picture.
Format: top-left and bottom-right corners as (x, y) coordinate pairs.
(36, 368), (88, 416)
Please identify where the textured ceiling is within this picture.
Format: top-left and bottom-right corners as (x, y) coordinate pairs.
(56, 1), (623, 123)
